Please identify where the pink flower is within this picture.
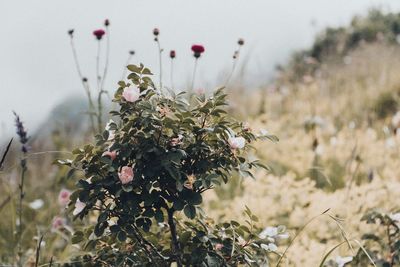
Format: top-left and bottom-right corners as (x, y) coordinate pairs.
(122, 86), (140, 103)
(58, 189), (71, 207)
(51, 216), (65, 232)
(102, 150), (117, 160)
(72, 199), (86, 216)
(118, 166), (134, 184)
(215, 243), (224, 250)
(228, 136), (245, 149)
(93, 29), (106, 40)
(191, 44), (205, 58)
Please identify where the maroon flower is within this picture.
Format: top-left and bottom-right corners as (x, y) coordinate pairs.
(153, 28), (160, 36)
(68, 29), (74, 37)
(170, 50), (176, 59)
(104, 19), (110, 27)
(93, 29), (106, 40)
(191, 44), (205, 58)
(238, 38), (245, 46)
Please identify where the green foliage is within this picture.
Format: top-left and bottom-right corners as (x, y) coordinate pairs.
(353, 210), (400, 266)
(372, 92), (398, 119)
(61, 64), (281, 266)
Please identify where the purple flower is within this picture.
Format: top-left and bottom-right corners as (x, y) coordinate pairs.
(191, 44), (205, 58)
(93, 29), (106, 40)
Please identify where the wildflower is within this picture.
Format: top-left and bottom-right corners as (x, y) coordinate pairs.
(104, 19), (110, 27)
(215, 243), (224, 250)
(102, 150), (117, 160)
(72, 199), (86, 216)
(93, 29), (105, 40)
(153, 28), (160, 36)
(122, 86), (141, 103)
(260, 243), (278, 252)
(259, 226), (289, 242)
(51, 216), (65, 232)
(119, 166), (134, 184)
(335, 256), (353, 267)
(170, 50), (176, 59)
(29, 199), (44, 210)
(191, 44), (205, 58)
(58, 189), (71, 207)
(228, 136), (245, 149)
(238, 38), (245, 46)
(389, 212), (400, 222)
(13, 112), (29, 153)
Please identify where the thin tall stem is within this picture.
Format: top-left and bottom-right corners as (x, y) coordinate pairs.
(69, 37), (96, 133)
(156, 40), (163, 90)
(17, 158), (27, 266)
(121, 53), (134, 81)
(100, 28), (110, 92)
(96, 41), (103, 132)
(170, 59), (175, 89)
(96, 41), (101, 92)
(191, 59), (198, 91)
(225, 46), (241, 86)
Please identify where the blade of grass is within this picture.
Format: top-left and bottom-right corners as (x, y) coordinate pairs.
(0, 138), (13, 170)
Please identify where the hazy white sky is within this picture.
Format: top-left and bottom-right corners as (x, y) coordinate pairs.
(1, 0), (400, 137)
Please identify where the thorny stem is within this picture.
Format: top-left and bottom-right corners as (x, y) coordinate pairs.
(191, 58), (198, 91)
(167, 208), (182, 267)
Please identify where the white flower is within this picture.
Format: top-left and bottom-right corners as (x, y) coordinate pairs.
(260, 243), (278, 252)
(228, 136), (246, 149)
(105, 120), (116, 141)
(335, 256), (353, 267)
(259, 129), (269, 136)
(72, 199), (86, 216)
(29, 199), (44, 210)
(259, 226), (289, 241)
(392, 111), (400, 128)
(389, 212), (400, 222)
(122, 86), (141, 103)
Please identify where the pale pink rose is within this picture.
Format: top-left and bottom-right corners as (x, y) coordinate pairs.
(122, 86), (140, 102)
(51, 216), (65, 232)
(72, 199), (86, 216)
(102, 150), (117, 160)
(118, 166), (134, 184)
(58, 189), (71, 207)
(228, 136), (245, 149)
(215, 243), (224, 250)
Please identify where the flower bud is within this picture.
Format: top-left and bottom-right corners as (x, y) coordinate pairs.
(170, 50), (176, 59)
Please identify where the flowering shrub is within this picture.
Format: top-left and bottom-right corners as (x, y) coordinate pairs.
(62, 64), (281, 266)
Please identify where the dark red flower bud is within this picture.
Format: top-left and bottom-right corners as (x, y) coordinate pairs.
(191, 44), (205, 58)
(93, 29), (106, 40)
(129, 50), (135, 55)
(104, 19), (110, 27)
(68, 29), (74, 37)
(153, 28), (160, 36)
(170, 50), (176, 59)
(238, 38), (245, 46)
(82, 77), (88, 82)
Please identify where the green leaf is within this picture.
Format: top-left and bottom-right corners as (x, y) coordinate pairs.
(184, 205), (196, 219)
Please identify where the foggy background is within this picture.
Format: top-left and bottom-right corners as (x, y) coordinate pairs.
(1, 0), (400, 138)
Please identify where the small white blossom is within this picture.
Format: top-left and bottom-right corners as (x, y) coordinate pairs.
(72, 199), (86, 216)
(260, 243), (278, 252)
(335, 256), (353, 267)
(29, 199), (44, 210)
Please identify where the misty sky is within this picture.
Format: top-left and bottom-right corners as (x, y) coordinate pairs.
(1, 0), (400, 138)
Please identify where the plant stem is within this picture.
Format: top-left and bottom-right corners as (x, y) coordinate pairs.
(191, 59), (198, 92)
(156, 39), (163, 90)
(170, 59), (175, 89)
(17, 158), (27, 266)
(225, 46), (241, 86)
(96, 41), (103, 133)
(69, 37), (96, 133)
(167, 208), (182, 267)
